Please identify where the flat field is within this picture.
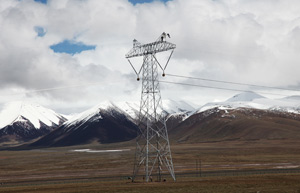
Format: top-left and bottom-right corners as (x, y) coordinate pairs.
(1, 139), (300, 192)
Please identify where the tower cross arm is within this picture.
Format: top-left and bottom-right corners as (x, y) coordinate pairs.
(125, 41), (176, 58)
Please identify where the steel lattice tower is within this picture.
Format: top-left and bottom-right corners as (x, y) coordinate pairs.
(126, 33), (176, 182)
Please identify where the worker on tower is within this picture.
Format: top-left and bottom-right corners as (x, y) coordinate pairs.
(161, 32), (167, 41)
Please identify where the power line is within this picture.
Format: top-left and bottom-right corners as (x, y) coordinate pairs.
(0, 75), (296, 98)
(0, 82), (108, 97)
(159, 80), (291, 97)
(165, 73), (300, 92)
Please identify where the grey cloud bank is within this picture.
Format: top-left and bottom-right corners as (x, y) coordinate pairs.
(1, 0), (300, 114)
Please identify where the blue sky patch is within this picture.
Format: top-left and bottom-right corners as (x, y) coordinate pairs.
(34, 26), (46, 37)
(129, 0), (171, 5)
(50, 40), (96, 55)
(34, 0), (47, 4)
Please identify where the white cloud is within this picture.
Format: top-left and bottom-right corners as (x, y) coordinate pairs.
(1, 0), (300, 114)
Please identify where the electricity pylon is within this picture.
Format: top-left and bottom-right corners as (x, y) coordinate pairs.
(126, 32), (176, 182)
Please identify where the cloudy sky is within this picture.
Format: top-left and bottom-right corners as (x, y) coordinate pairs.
(1, 0), (300, 114)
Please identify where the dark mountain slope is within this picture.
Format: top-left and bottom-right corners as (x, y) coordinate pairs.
(171, 108), (300, 143)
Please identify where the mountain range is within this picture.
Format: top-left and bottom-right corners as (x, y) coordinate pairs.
(30, 100), (196, 147)
(1, 92), (300, 147)
(171, 92), (300, 143)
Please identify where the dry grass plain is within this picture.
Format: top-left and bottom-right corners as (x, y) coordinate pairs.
(1, 139), (300, 192)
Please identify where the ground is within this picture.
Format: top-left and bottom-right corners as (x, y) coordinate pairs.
(1, 139), (300, 192)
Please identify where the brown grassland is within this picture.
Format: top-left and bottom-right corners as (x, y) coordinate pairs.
(1, 139), (300, 192)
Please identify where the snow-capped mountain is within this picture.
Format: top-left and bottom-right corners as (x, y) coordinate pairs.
(226, 91), (265, 102)
(113, 99), (196, 128)
(162, 99), (196, 114)
(113, 101), (140, 120)
(66, 99), (196, 122)
(113, 99), (196, 121)
(30, 101), (138, 147)
(0, 101), (65, 129)
(64, 101), (133, 127)
(0, 101), (66, 142)
(196, 91), (300, 114)
(170, 92), (300, 143)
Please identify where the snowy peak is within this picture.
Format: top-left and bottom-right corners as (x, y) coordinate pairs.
(226, 91), (265, 102)
(0, 101), (65, 129)
(65, 101), (124, 126)
(162, 99), (196, 114)
(114, 101), (140, 119)
(114, 99), (196, 119)
(196, 91), (300, 115)
(65, 99), (196, 126)
(31, 101), (139, 147)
